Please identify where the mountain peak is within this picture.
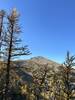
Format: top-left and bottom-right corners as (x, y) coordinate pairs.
(31, 56), (47, 60)
(30, 56), (59, 65)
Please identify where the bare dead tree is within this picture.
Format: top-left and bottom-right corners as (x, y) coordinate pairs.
(0, 10), (5, 45)
(0, 10), (5, 59)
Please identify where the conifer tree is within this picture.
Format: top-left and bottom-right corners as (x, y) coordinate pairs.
(0, 9), (30, 100)
(62, 51), (75, 100)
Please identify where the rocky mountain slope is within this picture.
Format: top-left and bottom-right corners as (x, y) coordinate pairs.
(12, 56), (75, 85)
(10, 56), (60, 84)
(0, 56), (61, 85)
(14, 56), (60, 70)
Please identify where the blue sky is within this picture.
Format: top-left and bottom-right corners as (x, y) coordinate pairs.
(0, 0), (75, 63)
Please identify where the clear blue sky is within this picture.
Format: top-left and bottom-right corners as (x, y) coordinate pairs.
(0, 0), (75, 63)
